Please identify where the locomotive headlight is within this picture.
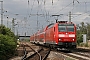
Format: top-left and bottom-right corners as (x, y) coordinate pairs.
(69, 34), (75, 37)
(72, 39), (74, 41)
(59, 34), (65, 37)
(59, 39), (61, 41)
(56, 43), (58, 44)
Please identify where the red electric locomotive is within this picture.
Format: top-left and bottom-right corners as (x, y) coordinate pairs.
(30, 21), (76, 48)
(45, 21), (76, 48)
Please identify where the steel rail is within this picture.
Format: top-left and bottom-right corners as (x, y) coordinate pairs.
(21, 43), (51, 60)
(21, 45), (27, 60)
(53, 48), (90, 60)
(22, 44), (43, 60)
(24, 48), (43, 60)
(42, 48), (51, 60)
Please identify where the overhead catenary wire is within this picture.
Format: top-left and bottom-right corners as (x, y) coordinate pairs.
(5, 0), (90, 35)
(52, 0), (53, 5)
(44, 0), (45, 5)
(72, 0), (79, 8)
(56, 0), (90, 22)
(27, 0), (90, 35)
(28, 0), (36, 17)
(55, 2), (72, 14)
(70, 1), (90, 20)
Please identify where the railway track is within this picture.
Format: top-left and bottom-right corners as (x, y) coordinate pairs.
(70, 48), (90, 60)
(10, 42), (90, 60)
(72, 48), (90, 57)
(21, 43), (51, 60)
(53, 48), (90, 60)
(21, 43), (90, 60)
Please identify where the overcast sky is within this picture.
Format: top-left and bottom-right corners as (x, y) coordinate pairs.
(1, 0), (90, 36)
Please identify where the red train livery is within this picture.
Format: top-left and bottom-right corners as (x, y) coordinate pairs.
(30, 21), (76, 48)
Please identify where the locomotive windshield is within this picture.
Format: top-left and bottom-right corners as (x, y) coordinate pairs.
(58, 24), (74, 32)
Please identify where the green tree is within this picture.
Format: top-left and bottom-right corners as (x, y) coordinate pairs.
(86, 23), (90, 40)
(77, 22), (87, 45)
(0, 25), (15, 37)
(0, 25), (17, 60)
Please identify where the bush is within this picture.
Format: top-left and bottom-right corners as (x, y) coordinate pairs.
(79, 42), (89, 47)
(77, 34), (83, 45)
(0, 25), (15, 37)
(0, 34), (17, 60)
(85, 43), (89, 47)
(0, 25), (17, 60)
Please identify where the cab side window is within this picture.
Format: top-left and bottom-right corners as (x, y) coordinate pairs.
(54, 27), (55, 32)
